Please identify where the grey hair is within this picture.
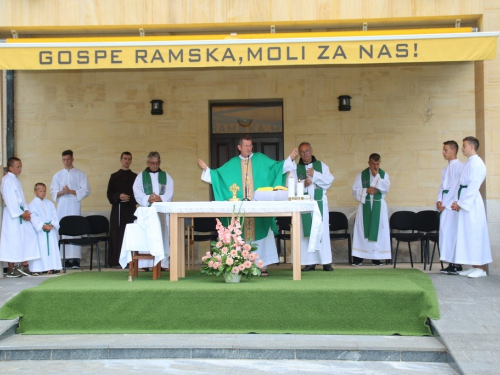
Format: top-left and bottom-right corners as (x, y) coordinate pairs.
(147, 151), (161, 161)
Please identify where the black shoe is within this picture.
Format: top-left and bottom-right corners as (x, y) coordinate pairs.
(72, 259), (80, 269)
(446, 264), (463, 275)
(371, 260), (383, 266)
(302, 265), (316, 271)
(323, 264), (334, 271)
(65, 260), (73, 268)
(440, 265), (452, 274)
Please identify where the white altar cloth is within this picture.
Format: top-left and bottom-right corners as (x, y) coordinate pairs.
(118, 206), (168, 269)
(150, 200), (322, 254)
(127, 200), (322, 281)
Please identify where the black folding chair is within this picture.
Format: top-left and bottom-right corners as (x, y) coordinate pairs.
(328, 211), (352, 264)
(187, 217), (218, 269)
(390, 211), (423, 268)
(59, 216), (102, 273)
(86, 215), (110, 269)
(413, 210), (442, 271)
(275, 216), (291, 263)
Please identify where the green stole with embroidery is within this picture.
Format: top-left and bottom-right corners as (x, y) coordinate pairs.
(142, 170), (167, 207)
(297, 160), (323, 238)
(209, 153), (286, 241)
(362, 168), (385, 241)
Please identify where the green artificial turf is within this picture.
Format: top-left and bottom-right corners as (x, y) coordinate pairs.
(0, 268), (439, 335)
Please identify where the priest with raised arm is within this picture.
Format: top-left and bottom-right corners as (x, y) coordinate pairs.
(197, 135), (298, 277)
(288, 142), (335, 272)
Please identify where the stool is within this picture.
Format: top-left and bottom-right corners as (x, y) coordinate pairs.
(128, 252), (162, 281)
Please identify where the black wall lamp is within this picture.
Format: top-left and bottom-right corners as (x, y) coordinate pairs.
(338, 95), (352, 111)
(150, 99), (164, 115)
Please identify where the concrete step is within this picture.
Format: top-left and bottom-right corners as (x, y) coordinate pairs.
(0, 330), (447, 363)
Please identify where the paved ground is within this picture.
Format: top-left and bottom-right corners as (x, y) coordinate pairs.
(1, 262), (498, 374)
(0, 358), (457, 374)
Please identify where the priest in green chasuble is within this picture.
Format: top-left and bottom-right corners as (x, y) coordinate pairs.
(198, 135), (298, 276)
(351, 153), (391, 266)
(287, 142), (335, 272)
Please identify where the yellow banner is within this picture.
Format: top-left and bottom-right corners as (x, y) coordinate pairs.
(0, 31), (497, 70)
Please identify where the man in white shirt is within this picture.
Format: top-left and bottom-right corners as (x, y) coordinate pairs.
(50, 150), (91, 269)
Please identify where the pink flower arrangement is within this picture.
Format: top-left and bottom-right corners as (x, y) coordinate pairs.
(201, 213), (261, 281)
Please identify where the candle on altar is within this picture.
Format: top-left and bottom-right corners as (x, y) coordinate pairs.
(288, 175), (295, 199)
(296, 180), (304, 197)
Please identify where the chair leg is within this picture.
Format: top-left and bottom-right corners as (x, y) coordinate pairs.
(429, 242), (437, 271)
(90, 245), (94, 271)
(96, 244), (101, 272)
(133, 258), (139, 278)
(408, 242), (414, 268)
(276, 236), (281, 263)
(348, 235), (352, 264)
(423, 239), (429, 271)
(104, 241), (108, 268)
(63, 243), (66, 274)
(393, 241), (400, 268)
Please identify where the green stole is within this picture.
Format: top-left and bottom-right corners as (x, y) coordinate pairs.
(210, 153), (286, 241)
(361, 168), (385, 242)
(142, 170), (167, 207)
(297, 160), (323, 238)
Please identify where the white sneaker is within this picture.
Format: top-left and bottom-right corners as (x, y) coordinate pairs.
(457, 268), (475, 276)
(468, 268), (487, 279)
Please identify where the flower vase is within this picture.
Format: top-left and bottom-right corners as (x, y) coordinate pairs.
(225, 273), (242, 283)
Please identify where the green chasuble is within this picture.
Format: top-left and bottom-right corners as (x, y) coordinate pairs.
(297, 160), (324, 238)
(210, 153), (287, 241)
(361, 168), (385, 242)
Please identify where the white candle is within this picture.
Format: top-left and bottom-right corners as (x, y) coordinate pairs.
(288, 175), (295, 199)
(296, 180), (304, 197)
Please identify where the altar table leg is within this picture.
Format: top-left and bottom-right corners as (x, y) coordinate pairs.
(292, 212), (302, 281)
(170, 213), (179, 281)
(178, 217), (186, 278)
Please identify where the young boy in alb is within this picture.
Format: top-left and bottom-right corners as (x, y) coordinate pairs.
(28, 183), (62, 275)
(0, 157), (39, 277)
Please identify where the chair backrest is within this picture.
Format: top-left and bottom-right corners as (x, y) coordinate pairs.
(413, 210), (439, 233)
(86, 215), (110, 235)
(59, 215), (91, 237)
(193, 217), (217, 233)
(390, 211), (416, 231)
(276, 216), (292, 232)
(328, 211), (348, 232)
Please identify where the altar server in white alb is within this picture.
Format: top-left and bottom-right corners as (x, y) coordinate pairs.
(351, 153), (391, 266)
(50, 150), (91, 269)
(28, 183), (62, 275)
(451, 136), (492, 279)
(288, 142), (335, 272)
(0, 157), (39, 278)
(436, 141), (463, 275)
(133, 151), (174, 270)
